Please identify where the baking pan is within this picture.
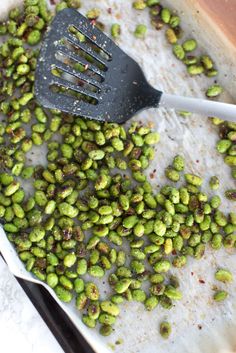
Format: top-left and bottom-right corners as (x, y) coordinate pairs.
(1, 252), (94, 353)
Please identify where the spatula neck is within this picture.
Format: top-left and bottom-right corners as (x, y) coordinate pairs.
(143, 85), (163, 109)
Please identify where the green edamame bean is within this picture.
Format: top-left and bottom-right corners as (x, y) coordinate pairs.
(184, 174), (202, 186)
(161, 8), (171, 23)
(88, 265), (105, 278)
(46, 273), (58, 288)
(85, 282), (99, 300)
(99, 313), (116, 325)
(173, 44), (185, 60)
(74, 278), (84, 294)
(134, 24), (147, 39)
(160, 321), (171, 339)
(77, 259), (87, 275)
(54, 286), (73, 302)
(164, 285), (182, 300)
(145, 296), (159, 311)
(153, 260), (170, 273)
(215, 269), (233, 283)
(206, 84), (223, 98)
(76, 292), (88, 310)
(101, 301), (120, 316)
(82, 315), (96, 328)
(99, 325), (113, 336)
(213, 291), (228, 302)
(111, 23), (121, 38)
(183, 39), (197, 52)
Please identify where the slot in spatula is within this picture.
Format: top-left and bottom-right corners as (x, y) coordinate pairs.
(35, 8), (236, 123)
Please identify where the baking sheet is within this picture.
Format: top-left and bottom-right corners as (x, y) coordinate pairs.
(0, 1), (236, 352)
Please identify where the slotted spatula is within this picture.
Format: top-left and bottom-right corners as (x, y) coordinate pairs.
(35, 8), (236, 123)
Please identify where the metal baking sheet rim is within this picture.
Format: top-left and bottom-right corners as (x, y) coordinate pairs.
(0, 227), (108, 353)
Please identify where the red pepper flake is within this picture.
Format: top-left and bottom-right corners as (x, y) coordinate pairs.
(90, 20), (96, 27)
(107, 8), (112, 14)
(150, 172), (155, 179)
(198, 325), (202, 330)
(50, 0), (57, 4)
(172, 250), (177, 255)
(150, 170), (156, 179)
(196, 159), (199, 163)
(199, 279), (205, 284)
(191, 271), (194, 276)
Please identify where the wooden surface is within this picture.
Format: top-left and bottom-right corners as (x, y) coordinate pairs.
(197, 0), (236, 46)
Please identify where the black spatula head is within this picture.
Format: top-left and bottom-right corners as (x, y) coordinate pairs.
(35, 8), (162, 123)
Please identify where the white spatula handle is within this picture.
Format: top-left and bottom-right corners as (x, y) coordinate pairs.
(160, 93), (236, 123)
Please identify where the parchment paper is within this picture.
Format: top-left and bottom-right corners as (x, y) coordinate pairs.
(0, 1), (235, 353)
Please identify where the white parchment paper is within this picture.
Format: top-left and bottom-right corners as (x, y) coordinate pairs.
(0, 1), (235, 353)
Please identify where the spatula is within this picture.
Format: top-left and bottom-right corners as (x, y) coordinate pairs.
(35, 8), (236, 123)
